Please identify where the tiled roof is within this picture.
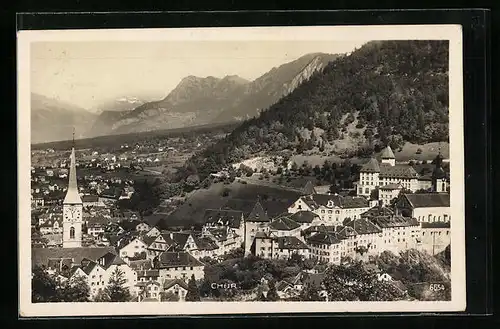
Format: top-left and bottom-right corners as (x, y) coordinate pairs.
(193, 236), (219, 251)
(82, 195), (99, 202)
(380, 146), (395, 159)
(87, 216), (108, 228)
(32, 247), (116, 268)
(306, 232), (341, 245)
(341, 196), (370, 208)
(302, 181), (317, 195)
(269, 216), (301, 231)
(369, 216), (419, 228)
(302, 225), (337, 235)
(290, 211), (320, 223)
(203, 209), (243, 228)
(163, 278), (189, 290)
(403, 193), (450, 208)
(421, 222), (450, 229)
(170, 232), (191, 248)
(276, 236), (309, 250)
(117, 233), (143, 249)
(345, 218), (382, 235)
(380, 183), (403, 190)
(129, 259), (153, 271)
(46, 257), (73, 271)
(360, 206), (396, 218)
(156, 251), (204, 268)
(80, 259), (99, 275)
(360, 158), (380, 173)
(294, 272), (325, 288)
(303, 194), (369, 209)
(379, 164), (419, 179)
(254, 231), (272, 239)
(337, 226), (358, 239)
(276, 280), (293, 291)
(205, 227), (230, 242)
(246, 201), (270, 222)
(136, 280), (161, 287)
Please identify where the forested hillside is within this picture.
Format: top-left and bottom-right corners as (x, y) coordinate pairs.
(180, 40), (449, 180)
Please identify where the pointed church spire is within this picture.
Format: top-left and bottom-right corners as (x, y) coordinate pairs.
(63, 136), (82, 204)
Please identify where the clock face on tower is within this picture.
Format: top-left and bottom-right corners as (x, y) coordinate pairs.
(66, 205), (81, 222)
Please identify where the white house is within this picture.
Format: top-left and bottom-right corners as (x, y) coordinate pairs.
(96, 252), (138, 295)
(268, 215), (302, 238)
(119, 237), (148, 261)
(368, 215), (421, 254)
(379, 183), (403, 206)
(154, 251), (205, 283)
(163, 279), (189, 301)
(288, 194), (370, 226)
(306, 232), (342, 265)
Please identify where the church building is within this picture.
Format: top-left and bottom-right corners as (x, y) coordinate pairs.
(357, 146), (449, 198)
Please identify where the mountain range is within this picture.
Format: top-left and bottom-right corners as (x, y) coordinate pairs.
(30, 93), (97, 144)
(87, 52), (340, 136)
(31, 52), (340, 143)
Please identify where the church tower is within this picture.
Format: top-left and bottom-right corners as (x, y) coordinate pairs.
(62, 134), (83, 248)
(431, 149), (447, 193)
(380, 145), (396, 166)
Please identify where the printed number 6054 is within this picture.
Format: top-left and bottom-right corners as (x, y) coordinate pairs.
(429, 284), (446, 292)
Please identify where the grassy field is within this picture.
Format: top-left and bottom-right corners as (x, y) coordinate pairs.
(289, 141), (449, 168)
(394, 142), (450, 162)
(164, 181), (302, 226)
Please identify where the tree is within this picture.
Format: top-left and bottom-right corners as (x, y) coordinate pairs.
(58, 274), (91, 302)
(94, 288), (110, 302)
(185, 274), (201, 301)
(299, 282), (324, 301)
(370, 187), (379, 201)
(32, 265), (59, 303)
(322, 261), (405, 301)
(161, 291), (180, 301)
(105, 267), (132, 302)
(329, 183), (340, 195)
(266, 279), (280, 301)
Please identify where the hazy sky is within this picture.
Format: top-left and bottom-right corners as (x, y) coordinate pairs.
(31, 40), (368, 110)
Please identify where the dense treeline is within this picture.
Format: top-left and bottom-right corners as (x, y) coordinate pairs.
(179, 40), (449, 180)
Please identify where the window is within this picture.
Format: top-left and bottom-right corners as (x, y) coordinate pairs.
(70, 226), (75, 239)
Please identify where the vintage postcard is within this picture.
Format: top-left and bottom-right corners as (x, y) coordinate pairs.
(18, 25), (466, 317)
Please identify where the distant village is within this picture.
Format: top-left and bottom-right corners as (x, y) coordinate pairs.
(31, 143), (451, 302)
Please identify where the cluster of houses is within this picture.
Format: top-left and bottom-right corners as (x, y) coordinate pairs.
(31, 144), (452, 302)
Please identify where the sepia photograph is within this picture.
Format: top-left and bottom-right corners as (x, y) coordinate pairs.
(18, 25), (465, 316)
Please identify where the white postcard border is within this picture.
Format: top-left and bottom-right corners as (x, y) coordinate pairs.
(18, 24), (466, 317)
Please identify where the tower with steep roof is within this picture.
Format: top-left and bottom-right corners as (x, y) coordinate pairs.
(380, 145), (396, 166)
(431, 148), (447, 193)
(62, 131), (83, 248)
